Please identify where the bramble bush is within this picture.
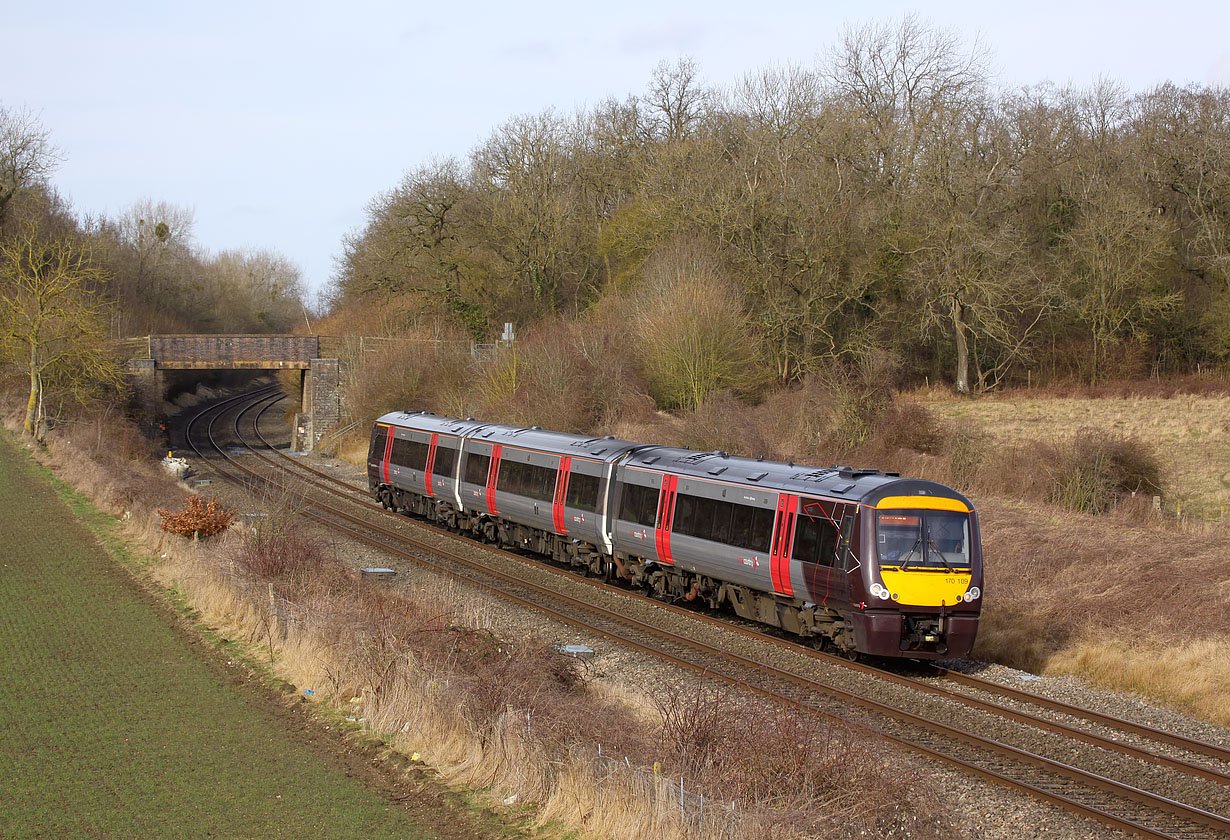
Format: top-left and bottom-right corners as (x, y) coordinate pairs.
(157, 496), (236, 538)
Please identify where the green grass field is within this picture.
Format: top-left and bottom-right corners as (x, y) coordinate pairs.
(0, 435), (435, 840)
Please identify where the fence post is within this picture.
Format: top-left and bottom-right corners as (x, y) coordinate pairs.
(268, 583), (276, 636)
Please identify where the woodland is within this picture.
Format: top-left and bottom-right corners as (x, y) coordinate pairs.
(327, 19), (1230, 401)
(0, 107), (307, 435)
(4, 17), (1230, 431)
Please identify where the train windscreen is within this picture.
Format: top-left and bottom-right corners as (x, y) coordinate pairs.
(876, 510), (970, 570)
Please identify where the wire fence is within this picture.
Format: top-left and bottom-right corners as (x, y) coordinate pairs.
(592, 743), (742, 838)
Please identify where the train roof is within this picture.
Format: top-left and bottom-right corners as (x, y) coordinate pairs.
(375, 412), (973, 510)
(376, 411), (487, 437)
(624, 446), (975, 511)
(375, 411), (644, 463)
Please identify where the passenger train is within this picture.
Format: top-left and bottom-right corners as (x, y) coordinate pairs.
(369, 411), (982, 659)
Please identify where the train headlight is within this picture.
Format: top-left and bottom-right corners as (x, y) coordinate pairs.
(963, 586), (981, 602)
(869, 583), (891, 601)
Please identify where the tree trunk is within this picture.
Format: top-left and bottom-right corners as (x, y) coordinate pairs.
(952, 298), (970, 394)
(24, 364), (39, 436)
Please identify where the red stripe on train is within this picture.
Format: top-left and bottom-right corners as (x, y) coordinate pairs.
(424, 433), (438, 497)
(553, 456), (571, 535)
(654, 474), (677, 565)
(770, 494), (797, 596)
(486, 444), (502, 516)
(381, 428), (394, 485)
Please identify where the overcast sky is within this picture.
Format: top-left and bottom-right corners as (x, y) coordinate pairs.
(7, 0), (1230, 301)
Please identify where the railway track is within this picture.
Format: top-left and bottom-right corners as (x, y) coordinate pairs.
(183, 386), (1230, 840)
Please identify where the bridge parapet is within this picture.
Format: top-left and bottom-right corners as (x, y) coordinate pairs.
(145, 335), (320, 369)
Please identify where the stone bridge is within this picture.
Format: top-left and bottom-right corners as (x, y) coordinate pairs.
(127, 334), (340, 451)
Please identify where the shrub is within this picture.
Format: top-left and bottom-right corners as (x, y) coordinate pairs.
(157, 496), (235, 538)
(340, 325), (474, 429)
(873, 400), (946, 455)
(235, 527), (331, 581)
(1048, 428), (1163, 514)
(811, 347), (900, 454)
(471, 320), (605, 432)
(945, 422), (989, 492)
(631, 240), (770, 410)
(678, 392), (769, 458)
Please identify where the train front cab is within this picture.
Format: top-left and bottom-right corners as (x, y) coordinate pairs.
(849, 494), (982, 659)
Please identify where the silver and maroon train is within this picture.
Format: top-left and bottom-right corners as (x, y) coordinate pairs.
(368, 410), (983, 659)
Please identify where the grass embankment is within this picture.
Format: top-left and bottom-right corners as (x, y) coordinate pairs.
(926, 389), (1230, 520)
(0, 431), (437, 840)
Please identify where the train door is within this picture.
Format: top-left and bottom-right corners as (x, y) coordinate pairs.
(652, 474), (678, 564)
(423, 433), (439, 497)
(552, 456), (572, 535)
(380, 427), (395, 486)
(829, 502), (854, 605)
(484, 444), (503, 516)
(369, 424), (390, 488)
(769, 494), (798, 596)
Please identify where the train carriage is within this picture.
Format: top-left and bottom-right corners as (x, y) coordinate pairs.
(608, 447), (982, 658)
(370, 411), (644, 575)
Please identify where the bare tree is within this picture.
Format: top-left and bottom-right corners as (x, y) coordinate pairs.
(0, 105), (63, 227)
(0, 222), (123, 438)
(200, 248), (307, 333)
(646, 57), (710, 143)
(1060, 189), (1179, 382)
(823, 14), (991, 188)
(632, 239), (767, 409)
(471, 110), (588, 319)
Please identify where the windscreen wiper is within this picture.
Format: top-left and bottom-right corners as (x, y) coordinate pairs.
(899, 536), (923, 570)
(927, 539), (956, 569)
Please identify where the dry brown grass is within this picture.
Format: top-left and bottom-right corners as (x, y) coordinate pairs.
(968, 494), (1230, 724)
(1047, 638), (1230, 725)
(152, 536), (946, 840)
(920, 390), (1230, 520)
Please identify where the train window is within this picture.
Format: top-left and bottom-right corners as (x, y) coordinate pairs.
(464, 453), (490, 485)
(673, 493), (697, 536)
(498, 459), (555, 502)
(369, 426), (387, 461)
(673, 493), (722, 542)
(793, 502), (839, 567)
(565, 471), (600, 512)
(390, 438), (410, 466)
(434, 444), (458, 478)
(619, 481), (658, 527)
(703, 499), (728, 546)
(410, 441), (429, 470)
(531, 463), (555, 501)
(391, 438), (429, 470)
(728, 505), (773, 552)
(499, 459), (525, 495)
